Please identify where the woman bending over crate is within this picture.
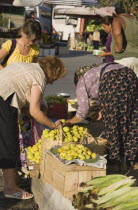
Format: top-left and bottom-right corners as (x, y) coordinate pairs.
(0, 56), (66, 200)
(65, 62), (138, 171)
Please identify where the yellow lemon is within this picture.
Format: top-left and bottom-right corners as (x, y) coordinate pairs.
(73, 136), (79, 142)
(91, 153), (97, 159)
(87, 150), (92, 155)
(79, 155), (85, 160)
(57, 148), (62, 153)
(85, 155), (91, 159)
(66, 155), (74, 161)
(63, 126), (70, 132)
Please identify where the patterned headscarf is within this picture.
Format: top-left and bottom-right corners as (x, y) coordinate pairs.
(74, 64), (97, 86)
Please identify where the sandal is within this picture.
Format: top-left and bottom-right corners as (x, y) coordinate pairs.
(4, 191), (33, 200)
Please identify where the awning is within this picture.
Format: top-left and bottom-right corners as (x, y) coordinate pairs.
(54, 6), (114, 17)
(13, 0), (44, 6)
(0, 0), (44, 7)
(44, 0), (98, 6)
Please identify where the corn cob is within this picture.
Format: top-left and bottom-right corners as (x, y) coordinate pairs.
(93, 176), (129, 190)
(112, 196), (138, 210)
(125, 204), (138, 210)
(82, 185), (94, 192)
(96, 186), (132, 204)
(99, 177), (136, 196)
(83, 175), (129, 192)
(101, 187), (138, 209)
(86, 174), (127, 186)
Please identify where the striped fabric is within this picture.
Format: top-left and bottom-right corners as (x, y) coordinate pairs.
(0, 62), (46, 113)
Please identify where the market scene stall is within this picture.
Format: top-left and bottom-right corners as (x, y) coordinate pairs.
(0, 0), (138, 210)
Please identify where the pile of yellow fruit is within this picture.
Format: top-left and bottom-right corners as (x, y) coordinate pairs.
(42, 125), (87, 143)
(56, 144), (97, 161)
(27, 139), (42, 164)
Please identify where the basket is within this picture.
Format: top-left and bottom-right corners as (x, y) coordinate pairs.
(84, 133), (107, 156)
(40, 125), (63, 176)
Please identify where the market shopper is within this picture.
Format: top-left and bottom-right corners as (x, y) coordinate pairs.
(0, 19), (42, 69)
(93, 29), (100, 49)
(98, 16), (114, 63)
(0, 20), (43, 169)
(65, 62), (138, 170)
(69, 25), (77, 50)
(0, 56), (66, 199)
(111, 3), (138, 74)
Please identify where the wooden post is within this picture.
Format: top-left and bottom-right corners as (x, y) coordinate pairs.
(80, 18), (85, 32)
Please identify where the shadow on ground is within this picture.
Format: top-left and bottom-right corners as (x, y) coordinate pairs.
(0, 192), (38, 210)
(0, 179), (38, 210)
(59, 50), (92, 58)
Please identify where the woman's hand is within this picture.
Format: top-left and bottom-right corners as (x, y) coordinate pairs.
(55, 119), (62, 127)
(97, 111), (102, 120)
(97, 50), (106, 57)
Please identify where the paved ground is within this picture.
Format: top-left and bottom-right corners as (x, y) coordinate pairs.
(44, 50), (103, 99)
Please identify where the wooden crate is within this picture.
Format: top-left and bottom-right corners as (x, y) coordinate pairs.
(26, 156), (40, 178)
(43, 153), (106, 198)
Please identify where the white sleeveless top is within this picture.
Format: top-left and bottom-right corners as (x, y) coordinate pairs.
(0, 62), (46, 113)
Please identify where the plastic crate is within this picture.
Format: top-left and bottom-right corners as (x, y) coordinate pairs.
(47, 102), (68, 119)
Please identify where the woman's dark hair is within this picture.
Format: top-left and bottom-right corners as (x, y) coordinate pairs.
(115, 2), (127, 14)
(100, 16), (114, 25)
(20, 19), (42, 40)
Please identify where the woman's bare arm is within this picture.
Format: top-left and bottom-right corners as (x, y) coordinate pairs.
(29, 85), (58, 129)
(112, 17), (124, 52)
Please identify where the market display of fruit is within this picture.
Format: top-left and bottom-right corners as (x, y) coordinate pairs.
(85, 20), (102, 32)
(72, 174), (138, 210)
(45, 95), (67, 104)
(76, 42), (94, 51)
(42, 124), (87, 143)
(51, 143), (98, 161)
(26, 139), (42, 164)
(68, 100), (76, 106)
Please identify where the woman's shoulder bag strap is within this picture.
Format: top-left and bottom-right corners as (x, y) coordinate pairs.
(1, 39), (16, 66)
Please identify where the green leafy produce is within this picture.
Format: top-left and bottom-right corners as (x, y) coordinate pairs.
(45, 95), (66, 103)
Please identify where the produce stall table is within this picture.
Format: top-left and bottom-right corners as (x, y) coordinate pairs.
(53, 41), (69, 56)
(39, 44), (56, 57)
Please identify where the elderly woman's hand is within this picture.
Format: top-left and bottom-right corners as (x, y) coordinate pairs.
(97, 111), (102, 120)
(55, 119), (62, 127)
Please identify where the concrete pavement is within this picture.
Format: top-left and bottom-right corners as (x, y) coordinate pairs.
(44, 50), (103, 99)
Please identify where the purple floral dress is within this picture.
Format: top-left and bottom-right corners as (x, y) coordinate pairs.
(105, 34), (114, 63)
(18, 115), (45, 167)
(76, 63), (138, 161)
